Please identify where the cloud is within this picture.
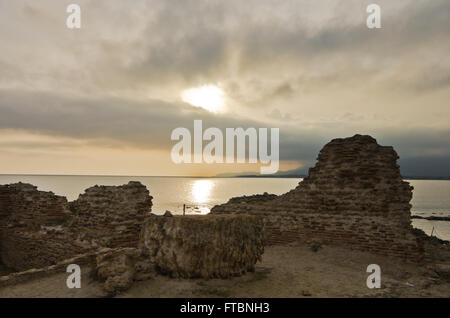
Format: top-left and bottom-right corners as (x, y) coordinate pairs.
(2, 87), (450, 175)
(0, 88), (287, 150)
(0, 0), (449, 176)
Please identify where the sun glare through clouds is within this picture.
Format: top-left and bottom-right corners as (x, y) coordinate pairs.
(181, 85), (225, 112)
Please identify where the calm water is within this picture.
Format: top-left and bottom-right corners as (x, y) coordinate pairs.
(0, 175), (449, 240)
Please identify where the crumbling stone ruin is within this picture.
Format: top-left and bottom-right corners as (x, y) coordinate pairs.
(88, 214), (265, 295)
(0, 183), (84, 271)
(212, 134), (424, 261)
(0, 181), (264, 294)
(0, 181), (153, 272)
(69, 182), (153, 248)
(0, 134), (428, 294)
(93, 247), (152, 295)
(139, 214), (264, 278)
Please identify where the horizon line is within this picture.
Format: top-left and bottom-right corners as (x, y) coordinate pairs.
(0, 173), (449, 180)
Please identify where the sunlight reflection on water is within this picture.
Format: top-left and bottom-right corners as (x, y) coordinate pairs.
(189, 180), (214, 214)
(0, 175), (448, 239)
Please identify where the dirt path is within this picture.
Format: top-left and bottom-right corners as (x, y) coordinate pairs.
(120, 241), (450, 298)
(0, 268), (106, 298)
(1, 241), (449, 298)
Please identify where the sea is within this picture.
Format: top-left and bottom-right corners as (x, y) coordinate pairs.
(0, 175), (449, 241)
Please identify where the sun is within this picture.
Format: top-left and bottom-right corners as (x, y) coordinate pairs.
(191, 179), (213, 205)
(181, 85), (225, 112)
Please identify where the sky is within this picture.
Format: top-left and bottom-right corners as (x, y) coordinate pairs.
(0, 0), (449, 176)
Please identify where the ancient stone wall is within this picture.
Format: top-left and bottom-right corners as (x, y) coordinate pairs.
(0, 183), (84, 271)
(0, 185), (10, 261)
(0, 181), (153, 272)
(69, 181), (153, 249)
(212, 135), (424, 261)
(139, 214), (265, 278)
(0, 250), (101, 288)
(0, 185), (10, 224)
(2, 183), (70, 229)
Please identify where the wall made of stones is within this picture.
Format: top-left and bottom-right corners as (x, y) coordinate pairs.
(0, 183), (83, 271)
(0, 181), (153, 271)
(1, 230), (85, 272)
(69, 181), (153, 248)
(212, 135), (424, 262)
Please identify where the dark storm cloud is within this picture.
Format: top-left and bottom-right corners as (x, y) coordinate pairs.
(2, 88), (450, 176)
(118, 0), (450, 88)
(0, 88), (333, 163)
(0, 89), (280, 149)
(0, 0), (449, 176)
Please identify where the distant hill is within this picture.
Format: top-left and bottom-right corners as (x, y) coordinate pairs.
(215, 166), (309, 178)
(217, 167), (450, 180)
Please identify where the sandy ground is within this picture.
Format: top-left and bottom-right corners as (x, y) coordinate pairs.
(0, 267), (106, 298)
(0, 240), (449, 298)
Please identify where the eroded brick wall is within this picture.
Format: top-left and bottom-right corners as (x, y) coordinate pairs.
(69, 181), (153, 248)
(0, 183), (84, 271)
(0, 185), (10, 265)
(0, 185), (10, 221)
(1, 232), (85, 272)
(212, 135), (424, 261)
(0, 181), (153, 272)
